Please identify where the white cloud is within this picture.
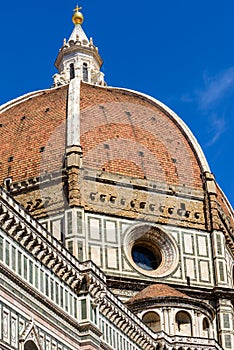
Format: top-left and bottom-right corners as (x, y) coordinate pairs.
(198, 67), (234, 110)
(206, 113), (226, 147)
(180, 67), (233, 146)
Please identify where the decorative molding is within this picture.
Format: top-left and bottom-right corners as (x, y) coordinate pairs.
(0, 187), (225, 350)
(19, 320), (43, 350)
(4, 170), (66, 195)
(0, 187), (106, 290)
(0, 188), (157, 349)
(123, 223), (179, 278)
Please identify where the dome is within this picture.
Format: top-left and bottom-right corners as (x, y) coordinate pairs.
(0, 86), (68, 183)
(1, 81), (233, 244)
(0, 82), (207, 190)
(127, 284), (189, 303)
(127, 284), (215, 337)
(1, 6), (234, 350)
(127, 283), (215, 320)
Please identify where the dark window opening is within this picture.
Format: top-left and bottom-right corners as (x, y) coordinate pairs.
(175, 311), (192, 336)
(142, 312), (161, 332)
(132, 245), (162, 271)
(4, 178), (12, 192)
(83, 63), (88, 82)
(24, 340), (39, 350)
(70, 63), (75, 80)
(203, 317), (210, 337)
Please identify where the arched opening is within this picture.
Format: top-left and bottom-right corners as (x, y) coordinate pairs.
(70, 63), (75, 80)
(83, 63), (88, 82)
(142, 311), (161, 332)
(202, 317), (210, 338)
(24, 340), (39, 350)
(175, 311), (192, 336)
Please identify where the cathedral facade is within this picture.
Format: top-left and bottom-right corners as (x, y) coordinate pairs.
(0, 5), (233, 350)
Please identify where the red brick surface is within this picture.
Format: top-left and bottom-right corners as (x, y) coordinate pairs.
(0, 86), (68, 183)
(128, 284), (189, 302)
(80, 83), (203, 189)
(0, 82), (203, 191)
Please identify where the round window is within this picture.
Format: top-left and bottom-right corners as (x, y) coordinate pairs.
(123, 224), (179, 277)
(132, 245), (162, 271)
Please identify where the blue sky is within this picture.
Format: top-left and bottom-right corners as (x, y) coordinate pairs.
(1, 1), (234, 207)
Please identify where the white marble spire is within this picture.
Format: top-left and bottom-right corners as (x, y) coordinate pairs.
(53, 5), (105, 87)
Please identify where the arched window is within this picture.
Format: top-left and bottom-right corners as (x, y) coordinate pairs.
(83, 63), (88, 82)
(142, 312), (161, 332)
(175, 311), (192, 336)
(70, 63), (75, 80)
(24, 340), (39, 350)
(202, 317), (210, 338)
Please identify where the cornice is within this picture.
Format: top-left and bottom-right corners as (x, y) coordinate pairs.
(6, 170), (67, 195)
(55, 43), (103, 69)
(0, 187), (156, 349)
(0, 187), (224, 350)
(0, 187), (106, 289)
(126, 295), (215, 319)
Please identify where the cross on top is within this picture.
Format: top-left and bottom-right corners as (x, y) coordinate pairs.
(74, 4), (82, 12)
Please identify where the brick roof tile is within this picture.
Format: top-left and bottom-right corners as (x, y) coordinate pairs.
(0, 86), (68, 183)
(128, 284), (189, 303)
(0, 82), (203, 190)
(80, 83), (203, 189)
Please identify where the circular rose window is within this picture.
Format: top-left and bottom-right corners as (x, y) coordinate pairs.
(132, 244), (162, 271)
(123, 224), (179, 277)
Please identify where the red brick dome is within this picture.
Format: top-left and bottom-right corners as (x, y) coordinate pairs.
(0, 86), (68, 184)
(0, 82), (209, 191)
(128, 284), (189, 303)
